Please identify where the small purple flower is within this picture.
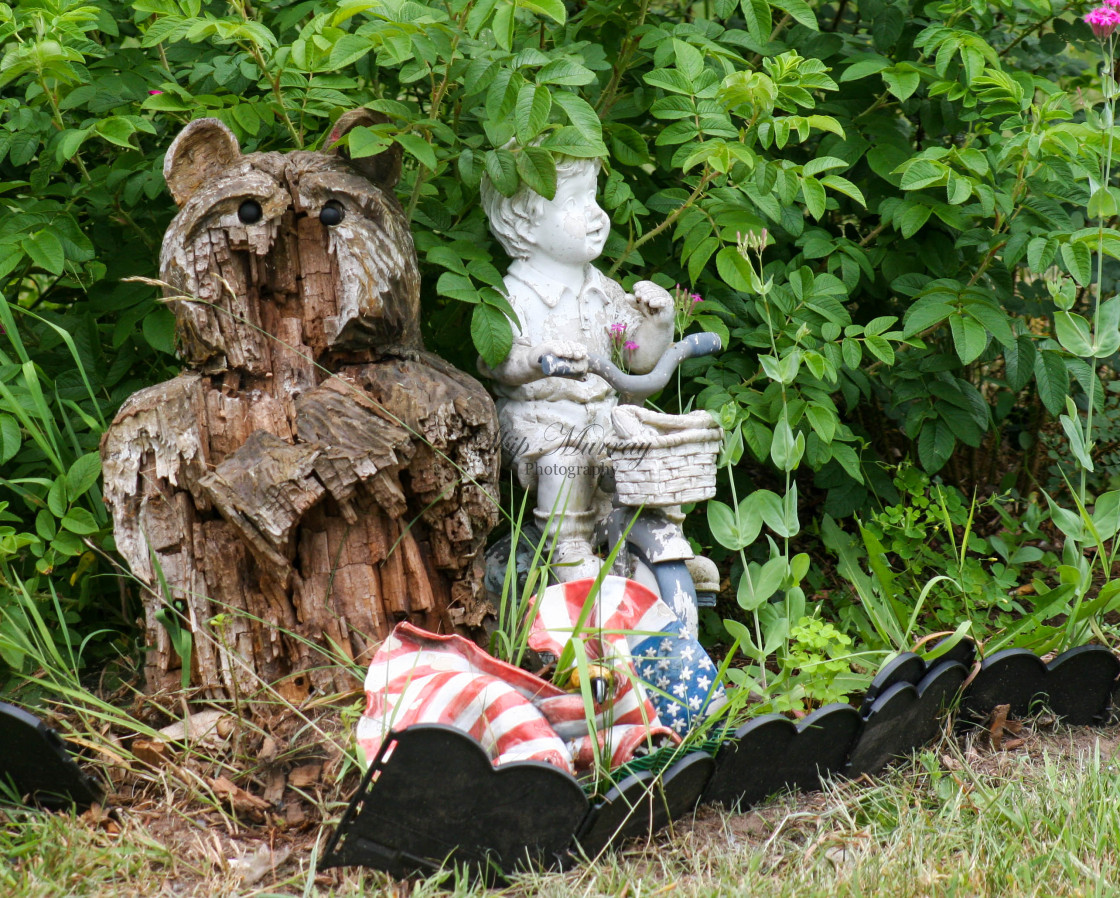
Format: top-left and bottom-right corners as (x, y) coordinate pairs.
(149, 89), (163, 95)
(624, 340), (639, 351)
(690, 293), (702, 304)
(1086, 6), (1120, 39)
(609, 322), (627, 335)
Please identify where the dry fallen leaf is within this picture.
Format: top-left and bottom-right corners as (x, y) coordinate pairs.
(258, 735), (279, 762)
(228, 842), (292, 885)
(210, 775), (270, 816)
(132, 738), (170, 769)
(288, 763), (322, 789)
(262, 769), (286, 806)
(283, 800), (307, 827)
(988, 703), (1023, 751)
(158, 710), (229, 744)
(80, 803), (121, 836)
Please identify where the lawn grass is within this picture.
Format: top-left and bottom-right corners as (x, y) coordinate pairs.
(5, 724), (1120, 897)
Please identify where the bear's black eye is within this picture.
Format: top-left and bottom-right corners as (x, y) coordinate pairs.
(319, 200), (345, 227)
(238, 199), (263, 224)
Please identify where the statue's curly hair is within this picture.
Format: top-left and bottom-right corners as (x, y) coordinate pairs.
(480, 154), (602, 261)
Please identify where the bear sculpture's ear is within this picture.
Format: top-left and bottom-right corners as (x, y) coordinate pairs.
(163, 118), (242, 207)
(326, 109), (403, 190)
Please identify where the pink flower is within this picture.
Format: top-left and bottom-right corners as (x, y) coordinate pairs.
(691, 293), (702, 304)
(149, 89), (163, 95)
(1106, 0), (1120, 9)
(1086, 7), (1120, 39)
(624, 340), (639, 351)
(609, 322), (627, 335)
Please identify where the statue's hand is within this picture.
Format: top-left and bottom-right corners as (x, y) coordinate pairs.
(533, 340), (589, 376)
(632, 280), (673, 319)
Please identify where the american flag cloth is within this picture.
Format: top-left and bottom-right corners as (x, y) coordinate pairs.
(357, 621), (678, 776)
(527, 576), (727, 736)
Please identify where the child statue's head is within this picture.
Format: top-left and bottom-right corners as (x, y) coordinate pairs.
(481, 155), (606, 263)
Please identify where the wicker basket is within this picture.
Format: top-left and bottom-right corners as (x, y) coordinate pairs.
(608, 407), (723, 507)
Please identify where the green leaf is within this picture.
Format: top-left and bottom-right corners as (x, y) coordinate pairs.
(539, 126), (607, 158)
(142, 307), (176, 355)
(752, 489), (790, 537)
(35, 508), (56, 541)
(472, 303), (513, 367)
(536, 58), (595, 86)
(484, 148), (519, 196)
(436, 272), (481, 303)
(864, 335), (895, 365)
(1094, 491), (1120, 541)
(771, 415), (803, 471)
(832, 442), (863, 483)
(806, 403), (836, 443)
(607, 124), (650, 166)
(1060, 413), (1094, 471)
(23, 230), (65, 275)
(61, 507), (98, 535)
(553, 92), (601, 141)
(328, 33), (373, 69)
(1088, 186), (1118, 221)
(515, 82), (552, 143)
(801, 176), (826, 220)
(739, 556), (787, 610)
(673, 39), (705, 84)
(1004, 334), (1036, 392)
(964, 303), (1015, 348)
(708, 499), (760, 551)
(492, 1), (515, 50)
(1095, 296), (1120, 358)
(771, 0), (818, 29)
(1055, 311), (1093, 356)
(918, 419), (954, 472)
(517, 0), (567, 24)
(57, 128), (90, 162)
(0, 415), (20, 464)
(903, 299), (954, 336)
(882, 66), (920, 101)
(48, 476), (67, 517)
(395, 133), (437, 171)
(820, 175), (866, 207)
(66, 453), (101, 502)
(516, 146), (556, 199)
(949, 314), (987, 364)
(716, 245), (755, 292)
(346, 125), (391, 159)
(1060, 241), (1092, 287)
(841, 57), (891, 82)
(95, 116), (137, 148)
(896, 202), (931, 238)
(1033, 349), (1069, 416)
(899, 159), (944, 190)
(739, 0), (772, 44)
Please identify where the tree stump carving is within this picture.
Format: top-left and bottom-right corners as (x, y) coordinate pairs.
(100, 112), (500, 698)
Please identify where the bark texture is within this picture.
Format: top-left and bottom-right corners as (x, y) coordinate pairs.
(101, 115), (499, 698)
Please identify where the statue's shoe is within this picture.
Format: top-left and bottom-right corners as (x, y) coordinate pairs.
(550, 538), (603, 583)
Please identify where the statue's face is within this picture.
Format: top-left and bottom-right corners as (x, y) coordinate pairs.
(158, 118), (419, 376)
(528, 166), (609, 265)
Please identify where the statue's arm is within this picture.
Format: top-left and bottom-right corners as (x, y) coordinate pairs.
(614, 279), (675, 373)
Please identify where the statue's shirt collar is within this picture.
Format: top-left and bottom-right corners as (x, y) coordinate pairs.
(506, 261), (607, 314)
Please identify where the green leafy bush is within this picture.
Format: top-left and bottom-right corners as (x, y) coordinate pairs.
(3, 0), (1119, 687)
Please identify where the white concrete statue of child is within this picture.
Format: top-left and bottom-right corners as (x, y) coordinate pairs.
(478, 156), (676, 582)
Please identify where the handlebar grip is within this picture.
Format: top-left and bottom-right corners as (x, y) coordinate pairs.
(538, 332), (722, 399)
(539, 354), (584, 377)
(683, 332), (722, 356)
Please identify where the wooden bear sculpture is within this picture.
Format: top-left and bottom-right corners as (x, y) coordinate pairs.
(101, 112), (500, 698)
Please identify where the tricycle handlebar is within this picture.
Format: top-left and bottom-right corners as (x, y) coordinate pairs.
(540, 332), (722, 402)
